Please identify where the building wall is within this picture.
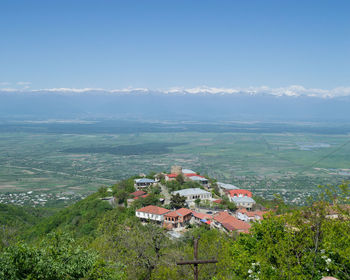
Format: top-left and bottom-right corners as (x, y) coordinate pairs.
(185, 193), (212, 201)
(135, 211), (163, 222)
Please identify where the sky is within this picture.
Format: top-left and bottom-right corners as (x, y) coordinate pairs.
(0, 0), (349, 91)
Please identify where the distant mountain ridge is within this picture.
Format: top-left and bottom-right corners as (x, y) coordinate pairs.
(0, 89), (349, 122)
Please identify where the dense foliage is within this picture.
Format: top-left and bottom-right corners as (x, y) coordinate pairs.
(0, 182), (349, 279)
(0, 232), (125, 280)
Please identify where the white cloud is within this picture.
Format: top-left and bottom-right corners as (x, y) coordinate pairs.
(0, 82), (10, 86)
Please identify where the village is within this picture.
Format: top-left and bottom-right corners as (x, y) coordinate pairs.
(130, 166), (268, 236)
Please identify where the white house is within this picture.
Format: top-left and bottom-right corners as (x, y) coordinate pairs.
(172, 188), (212, 206)
(182, 168), (196, 175)
(236, 209), (266, 222)
(135, 205), (170, 223)
(231, 196), (256, 210)
(217, 182), (239, 195)
(188, 176), (209, 187)
(134, 178), (155, 190)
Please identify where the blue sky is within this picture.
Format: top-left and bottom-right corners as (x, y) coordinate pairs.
(0, 0), (349, 91)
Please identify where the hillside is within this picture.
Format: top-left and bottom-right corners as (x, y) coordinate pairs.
(24, 192), (114, 240)
(0, 179), (349, 280)
(0, 203), (54, 249)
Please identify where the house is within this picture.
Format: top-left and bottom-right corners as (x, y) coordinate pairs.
(171, 188), (212, 207)
(227, 189), (255, 210)
(217, 182), (239, 195)
(134, 178), (155, 190)
(127, 190), (149, 206)
(100, 196), (116, 207)
(228, 189), (253, 198)
(191, 211), (213, 225)
(236, 209), (267, 222)
(130, 190), (147, 198)
(212, 211), (251, 233)
(181, 168), (196, 175)
(231, 196), (256, 210)
(186, 174), (209, 187)
(135, 205), (170, 223)
(163, 208), (193, 229)
(166, 167), (209, 186)
(165, 173), (178, 181)
(134, 194), (149, 200)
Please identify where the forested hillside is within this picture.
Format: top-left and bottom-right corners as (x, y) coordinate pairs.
(0, 180), (349, 280)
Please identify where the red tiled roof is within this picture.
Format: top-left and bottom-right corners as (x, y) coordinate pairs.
(238, 209), (267, 219)
(228, 189), (252, 197)
(165, 208), (192, 218)
(192, 211), (213, 220)
(176, 208), (192, 216)
(238, 208), (248, 214)
(136, 205), (170, 215)
(166, 173), (178, 178)
(213, 199), (222, 204)
(214, 211), (251, 232)
(184, 173), (205, 178)
(131, 190), (146, 197)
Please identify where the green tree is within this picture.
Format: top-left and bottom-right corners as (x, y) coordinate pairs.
(170, 194), (186, 209)
(133, 193), (160, 209)
(94, 218), (170, 280)
(176, 174), (185, 185)
(0, 232), (125, 280)
(221, 196), (237, 212)
(225, 183), (350, 280)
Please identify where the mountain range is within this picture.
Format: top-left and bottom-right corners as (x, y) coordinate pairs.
(1, 88), (349, 122)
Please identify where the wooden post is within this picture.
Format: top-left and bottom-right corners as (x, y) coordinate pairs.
(176, 237), (217, 280)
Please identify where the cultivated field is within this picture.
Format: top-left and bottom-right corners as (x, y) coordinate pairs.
(0, 121), (349, 205)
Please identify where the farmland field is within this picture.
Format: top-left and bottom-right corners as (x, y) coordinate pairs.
(0, 121), (349, 205)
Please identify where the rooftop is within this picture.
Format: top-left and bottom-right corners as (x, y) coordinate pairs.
(228, 189), (253, 197)
(217, 182), (239, 190)
(238, 209), (267, 218)
(231, 196), (256, 203)
(192, 211), (213, 220)
(134, 194), (149, 200)
(214, 211), (251, 232)
(182, 168), (196, 174)
(165, 208), (192, 218)
(172, 188), (211, 196)
(134, 178), (155, 183)
(184, 173), (203, 177)
(188, 176), (208, 182)
(136, 205), (170, 215)
(130, 190), (146, 197)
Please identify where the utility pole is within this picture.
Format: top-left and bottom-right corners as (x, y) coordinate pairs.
(176, 237), (217, 280)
